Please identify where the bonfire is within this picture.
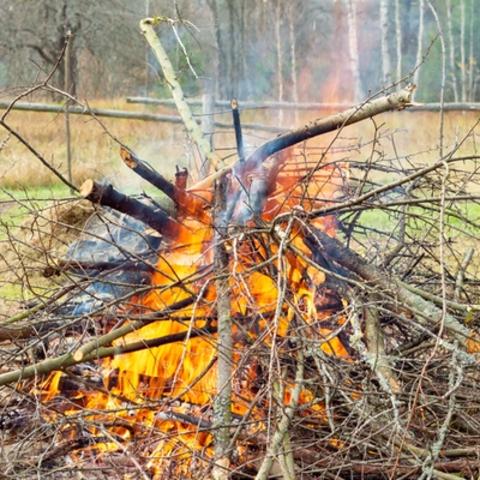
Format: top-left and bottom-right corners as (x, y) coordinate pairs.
(2, 16), (480, 480)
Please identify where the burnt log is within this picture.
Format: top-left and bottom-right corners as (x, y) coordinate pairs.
(120, 148), (211, 223)
(80, 179), (183, 238)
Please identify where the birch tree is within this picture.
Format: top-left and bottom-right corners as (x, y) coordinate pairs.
(459, 0), (467, 101)
(394, 0), (402, 83)
(467, 0), (475, 100)
(380, 0), (391, 86)
(288, 1), (299, 123)
(445, 0), (459, 101)
(288, 2), (298, 105)
(413, 0), (425, 98)
(275, 0), (284, 123)
(345, 0), (362, 101)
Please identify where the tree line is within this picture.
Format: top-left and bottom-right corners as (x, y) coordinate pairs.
(0, 0), (478, 103)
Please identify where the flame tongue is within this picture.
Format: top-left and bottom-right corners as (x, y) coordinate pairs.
(40, 148), (350, 477)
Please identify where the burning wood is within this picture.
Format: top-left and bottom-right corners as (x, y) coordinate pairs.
(80, 178), (186, 239)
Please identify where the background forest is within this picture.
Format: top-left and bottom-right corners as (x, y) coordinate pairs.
(2, 2), (480, 478)
(0, 0), (478, 104)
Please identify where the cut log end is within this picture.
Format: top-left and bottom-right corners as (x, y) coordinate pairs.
(120, 147), (137, 169)
(80, 179), (95, 198)
(72, 350), (84, 362)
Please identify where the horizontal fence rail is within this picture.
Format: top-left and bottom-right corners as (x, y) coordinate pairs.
(127, 96), (480, 112)
(0, 101), (286, 134)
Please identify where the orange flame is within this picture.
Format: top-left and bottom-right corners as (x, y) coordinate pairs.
(40, 147), (350, 477)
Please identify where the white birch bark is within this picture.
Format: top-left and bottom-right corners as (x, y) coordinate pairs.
(275, 0), (284, 124)
(426, 1), (447, 156)
(380, 0), (391, 86)
(412, 0), (424, 99)
(446, 0), (459, 101)
(394, 0), (402, 83)
(288, 2), (299, 124)
(346, 0), (362, 101)
(467, 0), (475, 100)
(460, 0), (467, 102)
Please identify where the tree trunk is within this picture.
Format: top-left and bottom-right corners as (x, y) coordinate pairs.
(226, 0), (236, 98)
(446, 0), (459, 101)
(379, 0), (391, 86)
(413, 0), (424, 99)
(275, 0), (284, 124)
(460, 0), (467, 102)
(288, 2), (299, 123)
(143, 0), (150, 96)
(201, 77), (215, 178)
(345, 0), (362, 101)
(467, 0), (475, 101)
(207, 0), (227, 99)
(394, 0), (402, 83)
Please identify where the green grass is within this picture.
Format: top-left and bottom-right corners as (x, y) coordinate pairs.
(0, 283), (25, 301)
(0, 184), (73, 239)
(0, 183), (72, 201)
(355, 202), (480, 231)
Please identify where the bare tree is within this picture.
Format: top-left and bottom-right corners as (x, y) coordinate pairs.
(445, 0), (459, 101)
(460, 0), (467, 101)
(413, 0), (425, 97)
(345, 0), (362, 101)
(379, 0), (391, 86)
(394, 0), (402, 83)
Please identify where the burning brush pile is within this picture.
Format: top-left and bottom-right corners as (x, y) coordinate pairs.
(2, 85), (480, 479)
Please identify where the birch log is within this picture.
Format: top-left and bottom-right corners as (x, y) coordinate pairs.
(245, 86), (414, 168)
(190, 86), (414, 190)
(140, 18), (223, 172)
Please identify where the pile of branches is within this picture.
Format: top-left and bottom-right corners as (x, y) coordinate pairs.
(1, 85), (480, 479)
(1, 19), (480, 480)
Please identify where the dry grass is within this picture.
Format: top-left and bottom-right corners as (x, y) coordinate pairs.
(0, 100), (479, 191)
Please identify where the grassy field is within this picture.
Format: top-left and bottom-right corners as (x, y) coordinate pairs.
(0, 100), (479, 190)
(0, 103), (479, 312)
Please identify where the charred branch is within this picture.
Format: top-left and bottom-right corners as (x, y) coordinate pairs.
(231, 98), (245, 163)
(191, 87), (415, 191)
(120, 147), (177, 201)
(80, 179), (182, 238)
